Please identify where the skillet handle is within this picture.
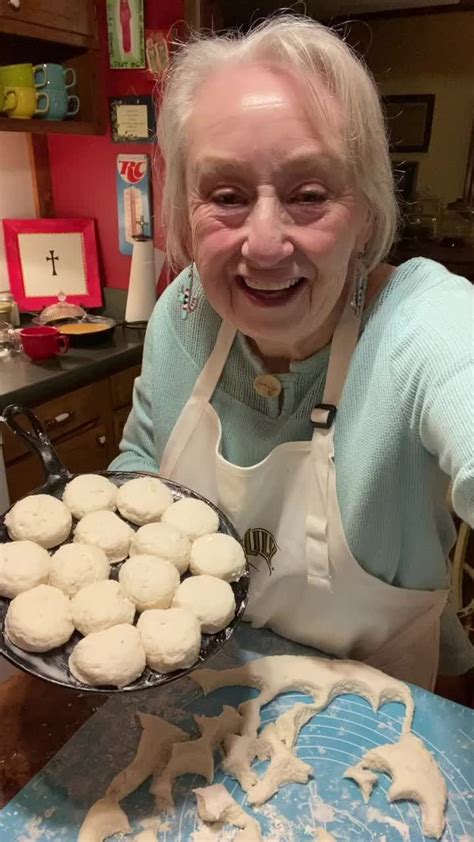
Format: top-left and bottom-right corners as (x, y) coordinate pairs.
(1, 404), (69, 482)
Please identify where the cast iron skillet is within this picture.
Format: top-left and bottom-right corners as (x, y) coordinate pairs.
(0, 405), (249, 693)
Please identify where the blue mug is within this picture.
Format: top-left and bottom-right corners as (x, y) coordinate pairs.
(39, 87), (79, 120)
(33, 63), (76, 91)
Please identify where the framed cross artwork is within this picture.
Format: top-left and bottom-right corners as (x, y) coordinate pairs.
(2, 218), (102, 312)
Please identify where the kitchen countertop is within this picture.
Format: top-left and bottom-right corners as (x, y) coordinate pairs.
(0, 325), (144, 413)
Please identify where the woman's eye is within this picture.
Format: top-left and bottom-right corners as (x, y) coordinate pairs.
(290, 190), (327, 205)
(212, 190), (246, 207)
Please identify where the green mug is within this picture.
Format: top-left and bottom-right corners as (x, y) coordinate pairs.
(0, 80), (4, 112)
(4, 86), (49, 119)
(0, 62), (44, 88)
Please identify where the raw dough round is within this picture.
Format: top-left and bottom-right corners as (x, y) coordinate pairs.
(130, 522), (191, 574)
(172, 574), (236, 633)
(63, 474), (117, 519)
(49, 543), (110, 597)
(5, 584), (74, 652)
(190, 533), (246, 582)
(137, 607), (201, 673)
(116, 477), (173, 525)
(162, 498), (219, 540)
(69, 623), (146, 688)
(70, 579), (135, 635)
(118, 555), (180, 612)
(0, 540), (51, 598)
(74, 510), (134, 563)
(4, 494), (72, 549)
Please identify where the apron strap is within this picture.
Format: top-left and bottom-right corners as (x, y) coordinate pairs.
(160, 319), (236, 477)
(307, 279), (364, 588)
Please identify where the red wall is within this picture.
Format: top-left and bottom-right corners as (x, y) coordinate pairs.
(48, 0), (183, 290)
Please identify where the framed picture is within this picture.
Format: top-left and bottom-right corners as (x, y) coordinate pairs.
(106, 0), (145, 69)
(383, 95), (435, 153)
(2, 218), (102, 312)
(109, 95), (156, 143)
(392, 160), (419, 202)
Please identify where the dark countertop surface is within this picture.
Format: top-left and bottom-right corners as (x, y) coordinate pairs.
(0, 326), (144, 412)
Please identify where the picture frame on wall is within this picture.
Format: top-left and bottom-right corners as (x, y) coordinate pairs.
(109, 95), (156, 143)
(2, 218), (102, 312)
(383, 94), (435, 153)
(106, 0), (145, 69)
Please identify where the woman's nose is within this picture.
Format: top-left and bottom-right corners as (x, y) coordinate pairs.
(241, 196), (294, 266)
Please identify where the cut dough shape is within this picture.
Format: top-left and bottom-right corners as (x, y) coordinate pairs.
(349, 733), (447, 839)
(192, 655), (414, 737)
(313, 831), (336, 841)
(116, 477), (173, 525)
(222, 734), (260, 791)
(194, 784), (263, 841)
(5, 584), (74, 652)
(172, 574), (236, 633)
(49, 543), (110, 597)
(77, 797), (130, 842)
(63, 474), (117, 519)
(162, 498), (219, 540)
(245, 722), (312, 806)
(150, 706), (242, 810)
(74, 510), (134, 563)
(71, 579), (135, 635)
(130, 522), (191, 575)
(69, 623), (146, 688)
(118, 555), (180, 612)
(137, 607), (201, 673)
(5, 494), (72, 549)
(343, 764), (378, 802)
(190, 533), (246, 582)
(0, 540), (50, 598)
(78, 712), (188, 842)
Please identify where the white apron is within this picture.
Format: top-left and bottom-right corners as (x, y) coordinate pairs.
(160, 286), (448, 690)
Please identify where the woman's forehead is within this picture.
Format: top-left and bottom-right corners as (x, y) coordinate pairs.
(186, 62), (345, 172)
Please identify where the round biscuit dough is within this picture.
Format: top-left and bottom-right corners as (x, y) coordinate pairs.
(49, 543), (110, 597)
(190, 533), (246, 582)
(137, 607), (201, 673)
(5, 584), (74, 652)
(0, 540), (51, 598)
(63, 474), (117, 519)
(118, 555), (180, 612)
(4, 494), (72, 549)
(70, 579), (135, 635)
(69, 624), (146, 688)
(172, 574), (236, 633)
(74, 510), (134, 563)
(162, 498), (219, 541)
(130, 522), (191, 574)
(116, 477), (173, 525)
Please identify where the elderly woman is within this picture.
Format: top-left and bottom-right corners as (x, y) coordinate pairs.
(111, 16), (474, 691)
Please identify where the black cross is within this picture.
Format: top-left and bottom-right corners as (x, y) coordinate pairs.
(46, 249), (59, 276)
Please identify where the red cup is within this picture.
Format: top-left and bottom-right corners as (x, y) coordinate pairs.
(19, 326), (69, 361)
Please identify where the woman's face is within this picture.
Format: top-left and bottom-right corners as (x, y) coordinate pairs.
(186, 63), (369, 360)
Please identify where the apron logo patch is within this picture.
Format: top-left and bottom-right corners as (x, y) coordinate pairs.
(244, 528), (278, 574)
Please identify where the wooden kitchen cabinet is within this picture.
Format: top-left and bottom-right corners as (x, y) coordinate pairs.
(0, 0), (104, 136)
(3, 364), (139, 504)
(0, 0), (97, 42)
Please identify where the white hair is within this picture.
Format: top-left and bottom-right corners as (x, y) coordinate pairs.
(157, 14), (399, 271)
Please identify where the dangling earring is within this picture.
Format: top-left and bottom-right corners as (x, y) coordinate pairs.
(351, 253), (368, 318)
(177, 260), (197, 320)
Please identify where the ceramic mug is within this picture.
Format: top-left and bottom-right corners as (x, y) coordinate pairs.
(33, 63), (76, 90)
(0, 80), (3, 113)
(19, 326), (69, 361)
(0, 63), (44, 88)
(39, 88), (79, 120)
(3, 86), (49, 119)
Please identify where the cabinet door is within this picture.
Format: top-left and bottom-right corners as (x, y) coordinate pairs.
(0, 0), (95, 38)
(110, 365), (141, 410)
(6, 423), (111, 503)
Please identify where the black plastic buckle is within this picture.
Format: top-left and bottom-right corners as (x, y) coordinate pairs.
(311, 403), (337, 430)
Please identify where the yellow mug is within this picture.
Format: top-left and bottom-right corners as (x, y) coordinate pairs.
(0, 80), (3, 112)
(3, 85), (49, 119)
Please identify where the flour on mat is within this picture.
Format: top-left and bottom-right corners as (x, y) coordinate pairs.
(17, 816), (43, 842)
(366, 806), (409, 841)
